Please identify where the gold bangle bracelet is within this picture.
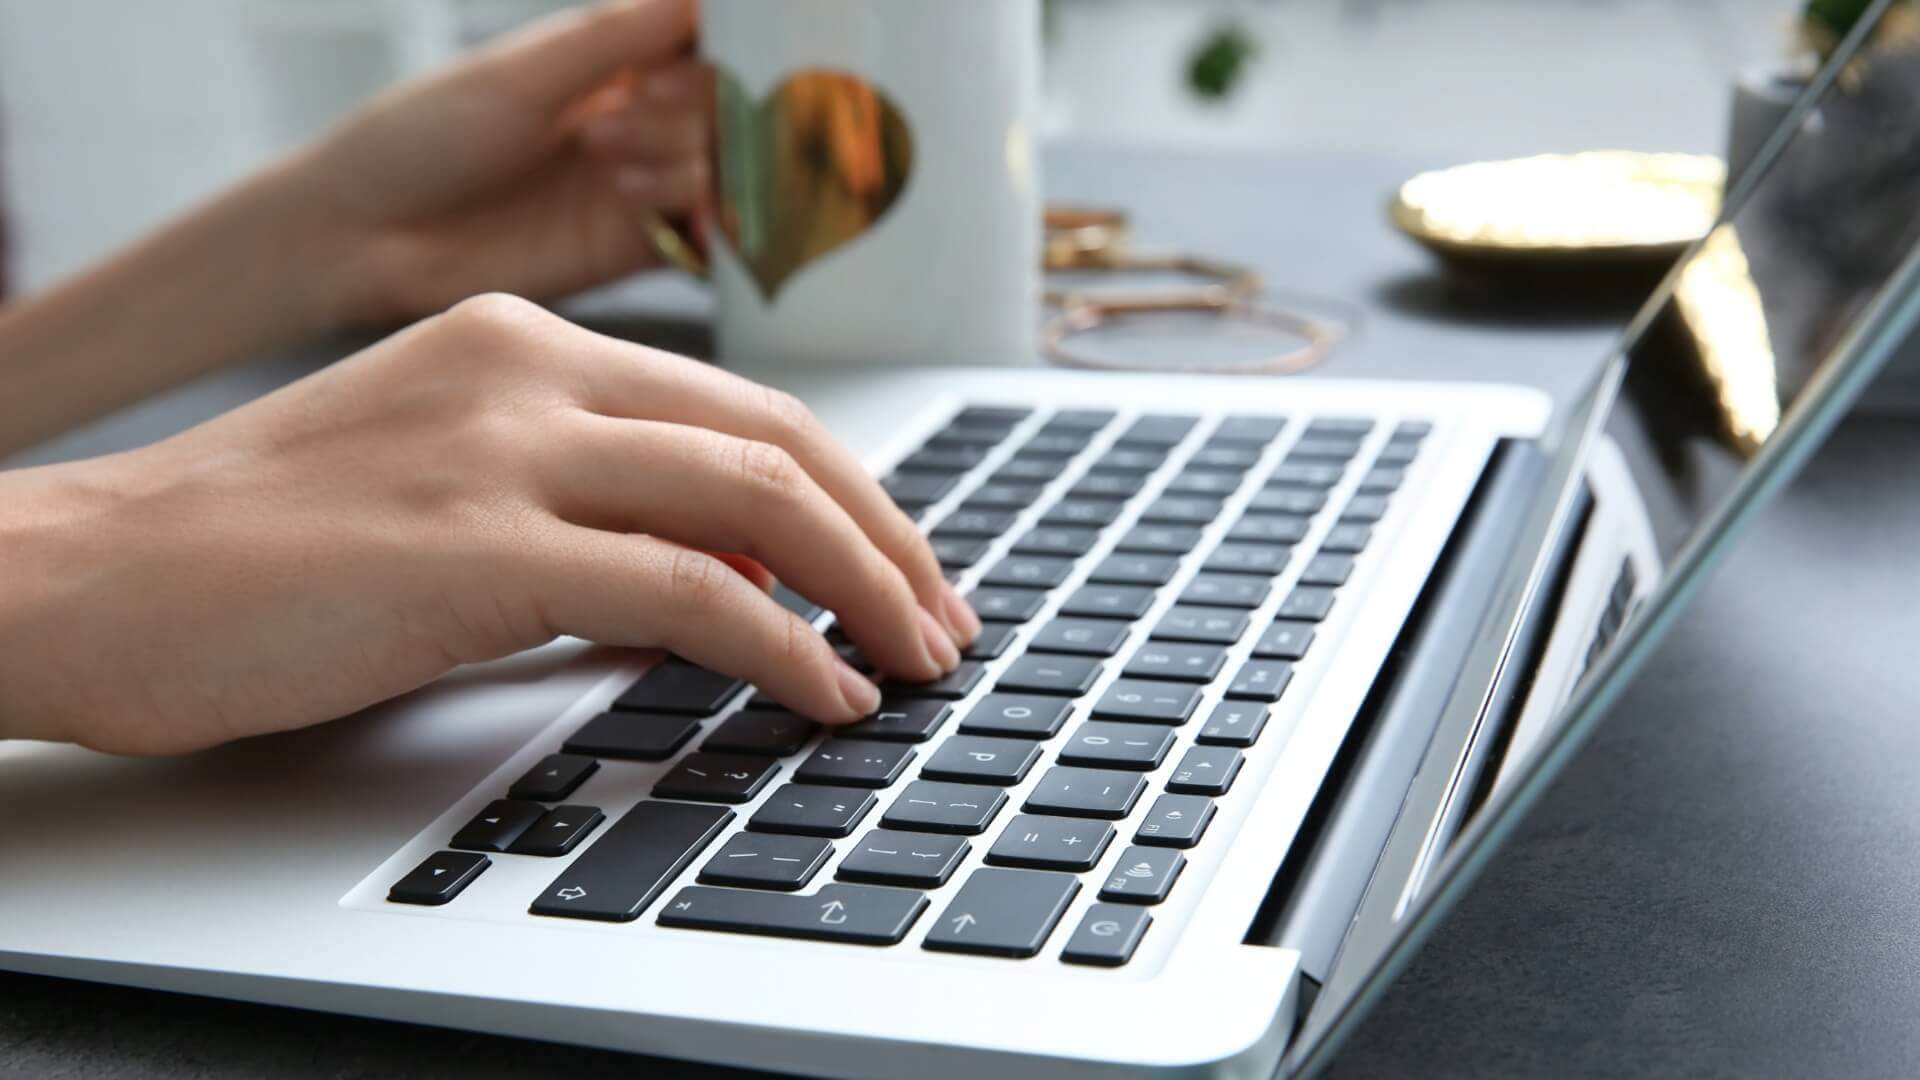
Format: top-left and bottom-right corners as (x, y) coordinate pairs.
(1041, 294), (1340, 375)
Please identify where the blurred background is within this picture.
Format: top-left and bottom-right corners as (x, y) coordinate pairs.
(0, 0), (1804, 296)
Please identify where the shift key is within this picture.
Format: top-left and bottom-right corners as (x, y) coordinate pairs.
(530, 801), (733, 922)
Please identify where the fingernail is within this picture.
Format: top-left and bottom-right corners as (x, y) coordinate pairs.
(942, 584), (982, 644)
(834, 658), (881, 719)
(918, 606), (961, 673)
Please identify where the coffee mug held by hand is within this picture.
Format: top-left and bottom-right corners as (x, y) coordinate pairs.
(674, 0), (1041, 369)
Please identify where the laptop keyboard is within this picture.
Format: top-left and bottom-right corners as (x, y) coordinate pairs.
(384, 404), (1428, 966)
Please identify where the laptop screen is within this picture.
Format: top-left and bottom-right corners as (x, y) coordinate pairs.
(1297, 1), (1920, 1068)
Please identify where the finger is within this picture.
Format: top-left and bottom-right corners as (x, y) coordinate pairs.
(712, 552), (776, 594)
(544, 415), (956, 682)
(530, 527), (881, 724)
(607, 156), (709, 211)
(580, 105), (707, 161)
(461, 0), (695, 116)
(565, 340), (980, 647)
(636, 58), (715, 109)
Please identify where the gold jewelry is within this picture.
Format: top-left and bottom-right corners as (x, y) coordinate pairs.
(1044, 204), (1132, 269)
(1042, 293), (1340, 375)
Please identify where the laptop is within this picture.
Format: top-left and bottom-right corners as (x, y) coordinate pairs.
(4, 5), (1917, 1075)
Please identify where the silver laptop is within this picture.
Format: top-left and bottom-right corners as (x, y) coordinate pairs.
(4, 6), (1918, 1076)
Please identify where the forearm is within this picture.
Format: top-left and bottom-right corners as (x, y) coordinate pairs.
(0, 152), (352, 457)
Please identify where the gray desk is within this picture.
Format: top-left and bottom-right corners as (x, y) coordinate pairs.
(5, 148), (1919, 1079)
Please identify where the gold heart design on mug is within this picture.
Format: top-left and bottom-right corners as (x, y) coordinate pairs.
(712, 67), (914, 301)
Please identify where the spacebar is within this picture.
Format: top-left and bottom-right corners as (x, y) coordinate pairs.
(530, 801), (733, 922)
(658, 884), (929, 945)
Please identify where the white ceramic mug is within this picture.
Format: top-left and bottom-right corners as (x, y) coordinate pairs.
(696, 0), (1041, 368)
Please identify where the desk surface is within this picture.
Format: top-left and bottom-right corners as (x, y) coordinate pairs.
(5, 147), (1920, 1079)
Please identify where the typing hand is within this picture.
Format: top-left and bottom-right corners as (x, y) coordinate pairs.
(300, 0), (713, 327)
(0, 296), (978, 755)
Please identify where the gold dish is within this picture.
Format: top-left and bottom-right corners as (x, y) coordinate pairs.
(1390, 151), (1726, 264)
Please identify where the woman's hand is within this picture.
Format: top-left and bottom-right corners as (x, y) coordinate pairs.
(0, 296), (979, 755)
(306, 0), (712, 326)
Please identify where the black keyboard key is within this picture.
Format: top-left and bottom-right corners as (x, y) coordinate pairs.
(1091, 679), (1203, 724)
(967, 588), (1048, 622)
(1308, 417), (1375, 437)
(921, 735), (1042, 785)
(930, 425), (1010, 449)
(1057, 722), (1175, 770)
(531, 801), (733, 922)
(1181, 574), (1271, 609)
(1254, 620), (1317, 659)
(994, 456), (1063, 483)
(1227, 515), (1310, 544)
(1267, 462), (1345, 489)
(509, 805), (605, 856)
(900, 446), (987, 473)
(963, 621), (1022, 661)
(699, 832), (832, 890)
(1188, 444), (1262, 470)
(1300, 553), (1356, 586)
(830, 640), (873, 674)
(1359, 466), (1405, 493)
(1375, 439), (1421, 465)
(1164, 471), (1242, 497)
(839, 699), (952, 743)
(883, 472), (960, 508)
(1166, 746), (1244, 796)
(1211, 415), (1287, 444)
(1321, 523), (1373, 554)
(1090, 447), (1166, 474)
(1340, 494), (1391, 523)
(1029, 617), (1132, 657)
(1278, 587), (1337, 622)
(451, 799), (545, 852)
(653, 753), (780, 804)
(940, 506), (1020, 537)
(1059, 584), (1156, 620)
(1140, 495), (1223, 525)
(1061, 903), (1152, 966)
(1020, 432), (1090, 457)
(1122, 642), (1227, 683)
(772, 584), (825, 623)
(997, 654), (1103, 696)
(748, 784), (875, 838)
(1041, 499), (1124, 527)
(1114, 524), (1204, 554)
(612, 661), (746, 716)
(1249, 488), (1327, 516)
(1049, 408), (1118, 430)
(930, 535), (993, 568)
(1394, 419), (1433, 439)
(883, 780), (1009, 834)
(1135, 794), (1216, 847)
(923, 868), (1081, 957)
(1098, 845), (1185, 904)
(702, 710), (820, 756)
(508, 753), (599, 802)
(986, 814), (1115, 871)
(969, 482), (1046, 509)
(1288, 436), (1364, 461)
(880, 661), (987, 700)
(388, 851), (489, 906)
(959, 694), (1074, 739)
(1023, 766), (1146, 819)
(1203, 543), (1292, 576)
(955, 405), (1032, 427)
(982, 555), (1076, 589)
(659, 883), (928, 945)
(1118, 414), (1199, 446)
(1088, 553), (1181, 586)
(795, 740), (915, 788)
(1226, 660), (1296, 702)
(1068, 473), (1141, 501)
(1153, 605), (1249, 644)
(836, 829), (970, 887)
(1013, 526), (1101, 557)
(1199, 702), (1270, 747)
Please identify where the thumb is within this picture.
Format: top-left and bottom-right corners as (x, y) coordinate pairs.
(460, 0), (696, 116)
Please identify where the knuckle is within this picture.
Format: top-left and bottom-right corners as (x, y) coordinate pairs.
(758, 385), (822, 445)
(439, 292), (549, 341)
(665, 546), (732, 610)
(735, 439), (803, 502)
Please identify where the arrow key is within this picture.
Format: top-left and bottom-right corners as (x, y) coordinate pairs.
(450, 799), (545, 852)
(388, 851), (489, 906)
(508, 753), (600, 802)
(508, 804), (606, 857)
(923, 867), (1081, 958)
